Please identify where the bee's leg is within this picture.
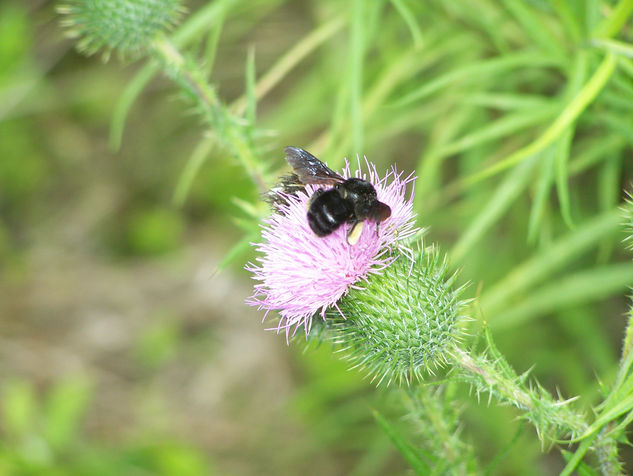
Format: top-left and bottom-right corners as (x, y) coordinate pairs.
(346, 220), (364, 246)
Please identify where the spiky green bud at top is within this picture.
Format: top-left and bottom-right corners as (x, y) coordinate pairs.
(58, 0), (185, 58)
(323, 245), (467, 386)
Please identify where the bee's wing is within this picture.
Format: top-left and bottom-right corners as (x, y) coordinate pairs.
(284, 147), (344, 185)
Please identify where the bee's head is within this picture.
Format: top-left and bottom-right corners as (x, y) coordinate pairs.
(369, 201), (391, 223)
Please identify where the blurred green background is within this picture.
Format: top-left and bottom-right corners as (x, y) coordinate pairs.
(1, 0), (633, 474)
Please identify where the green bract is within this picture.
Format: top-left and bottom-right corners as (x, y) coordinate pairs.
(58, 0), (185, 58)
(325, 245), (467, 385)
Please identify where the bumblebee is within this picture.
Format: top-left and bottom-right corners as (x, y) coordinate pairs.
(278, 147), (391, 245)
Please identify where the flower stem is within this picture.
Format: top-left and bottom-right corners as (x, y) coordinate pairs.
(449, 345), (587, 441)
(594, 425), (624, 476)
(449, 343), (627, 472)
(150, 34), (269, 192)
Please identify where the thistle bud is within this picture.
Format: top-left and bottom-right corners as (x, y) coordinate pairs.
(58, 0), (185, 59)
(324, 245), (467, 385)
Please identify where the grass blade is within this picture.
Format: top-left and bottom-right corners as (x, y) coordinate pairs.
(464, 92), (550, 111)
(373, 409), (433, 475)
(245, 46), (257, 132)
(554, 52), (588, 229)
(450, 156), (538, 263)
(480, 207), (622, 316)
(552, 0), (582, 42)
(462, 52), (616, 186)
(231, 16), (345, 116)
(390, 0), (423, 48)
(527, 145), (555, 243)
(554, 126), (575, 229)
(439, 104), (558, 158)
(494, 262), (633, 330)
(173, 137), (214, 206)
(201, 10), (225, 78)
(215, 231), (258, 274)
(501, 0), (563, 57)
(350, 0), (366, 154)
(591, 0), (633, 39)
(392, 52), (562, 108)
(109, 63), (158, 150)
(590, 38), (633, 59)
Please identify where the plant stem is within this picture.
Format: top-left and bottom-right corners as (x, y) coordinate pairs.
(450, 344), (626, 473)
(150, 34), (269, 192)
(449, 345), (587, 440)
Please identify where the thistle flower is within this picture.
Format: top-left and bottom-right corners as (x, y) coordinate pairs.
(58, 0), (185, 58)
(246, 158), (417, 338)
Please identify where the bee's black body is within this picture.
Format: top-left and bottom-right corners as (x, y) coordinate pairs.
(279, 147), (391, 244)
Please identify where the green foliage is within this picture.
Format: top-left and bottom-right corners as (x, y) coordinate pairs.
(134, 317), (181, 368)
(1, 0), (633, 474)
(121, 207), (184, 256)
(0, 3), (31, 72)
(401, 386), (477, 475)
(0, 377), (217, 475)
(0, 120), (47, 213)
(372, 408), (434, 475)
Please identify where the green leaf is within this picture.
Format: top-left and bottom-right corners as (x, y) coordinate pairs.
(173, 137), (214, 206)
(109, 63), (158, 150)
(349, 0), (366, 154)
(554, 126), (575, 229)
(215, 231), (258, 273)
(481, 207), (623, 316)
(597, 152), (622, 261)
(551, 0), (582, 42)
(201, 10), (225, 78)
(464, 92), (550, 111)
(373, 410), (433, 475)
(390, 0), (423, 48)
(494, 262), (633, 330)
(463, 52), (617, 186)
(591, 0), (633, 39)
(231, 16), (345, 117)
(590, 38), (633, 59)
(450, 155), (538, 263)
(527, 144), (555, 243)
(2, 379), (36, 439)
(392, 52), (562, 108)
(560, 449), (600, 476)
(439, 104), (558, 158)
(560, 437), (594, 476)
(568, 135), (625, 175)
(43, 377), (92, 450)
(554, 52), (588, 230)
(245, 46), (257, 134)
(501, 0), (564, 57)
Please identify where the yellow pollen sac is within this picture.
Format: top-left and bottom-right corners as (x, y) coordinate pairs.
(347, 221), (364, 245)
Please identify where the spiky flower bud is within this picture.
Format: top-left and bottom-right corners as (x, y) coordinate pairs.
(323, 245), (467, 385)
(58, 0), (185, 58)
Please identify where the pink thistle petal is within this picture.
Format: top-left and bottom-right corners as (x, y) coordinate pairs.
(246, 157), (417, 338)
